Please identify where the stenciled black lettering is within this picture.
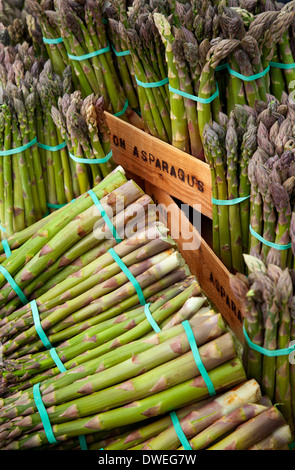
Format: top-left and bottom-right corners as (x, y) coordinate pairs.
(162, 160), (169, 173)
(141, 150), (147, 162)
(170, 165), (177, 178)
(133, 146), (139, 157)
(155, 158), (161, 170)
(197, 180), (204, 193)
(178, 168), (185, 182)
(113, 135), (119, 146)
(119, 138), (125, 150)
(187, 174), (194, 188)
(149, 153), (155, 165)
(220, 286), (225, 298)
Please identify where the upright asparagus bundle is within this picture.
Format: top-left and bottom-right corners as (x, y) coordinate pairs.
(247, 93), (295, 269)
(202, 104), (257, 273)
(51, 90), (114, 197)
(230, 254), (295, 432)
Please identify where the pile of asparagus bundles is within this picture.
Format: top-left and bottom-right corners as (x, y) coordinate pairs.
(0, 41), (118, 235)
(0, 166), (246, 449)
(247, 92), (295, 270)
(27, 0), (143, 128)
(230, 254), (295, 434)
(95, 380), (291, 451)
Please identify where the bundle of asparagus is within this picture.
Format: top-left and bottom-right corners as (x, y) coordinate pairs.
(105, 380), (290, 451)
(25, 0), (70, 78)
(0, 165), (246, 449)
(0, 46), (74, 234)
(107, 0), (171, 144)
(51, 90), (114, 197)
(247, 92), (295, 270)
(230, 254), (295, 433)
(0, 297), (246, 448)
(202, 104), (257, 273)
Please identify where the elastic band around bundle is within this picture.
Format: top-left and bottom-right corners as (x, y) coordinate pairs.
(249, 225), (291, 251)
(114, 99), (129, 118)
(31, 299), (53, 350)
(111, 44), (130, 57)
(243, 326), (295, 357)
(37, 141), (67, 152)
(2, 239), (11, 258)
(43, 37), (63, 45)
(0, 137), (37, 156)
(168, 83), (219, 105)
(144, 303), (161, 333)
(47, 202), (68, 209)
(88, 189), (122, 243)
(270, 61), (295, 70)
(182, 320), (216, 396)
(212, 195), (250, 206)
(33, 383), (57, 445)
(0, 265), (28, 305)
(108, 247), (146, 305)
(0, 224), (6, 233)
(135, 76), (169, 88)
(169, 411), (192, 450)
(69, 150), (113, 165)
(67, 43), (111, 61)
(215, 63), (270, 81)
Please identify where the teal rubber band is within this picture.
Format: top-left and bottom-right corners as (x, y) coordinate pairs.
(222, 63), (270, 82)
(47, 202), (68, 209)
(214, 62), (270, 81)
(37, 141), (67, 151)
(0, 264), (28, 305)
(182, 320), (216, 396)
(270, 61), (295, 70)
(0, 224), (6, 232)
(87, 189), (122, 243)
(108, 247), (146, 305)
(215, 63), (228, 72)
(111, 43), (130, 57)
(169, 411), (192, 450)
(249, 225), (291, 251)
(49, 348), (67, 373)
(31, 300), (53, 350)
(289, 441), (295, 450)
(0, 136), (37, 156)
(114, 100), (129, 118)
(43, 37), (63, 44)
(243, 325), (295, 357)
(144, 303), (161, 333)
(33, 383), (58, 445)
(2, 239), (11, 258)
(212, 195), (250, 206)
(67, 43), (110, 61)
(69, 150), (113, 164)
(78, 435), (88, 450)
(135, 76), (169, 88)
(168, 82), (219, 104)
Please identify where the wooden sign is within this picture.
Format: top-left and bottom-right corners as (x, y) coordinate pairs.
(105, 112), (213, 219)
(144, 181), (244, 343)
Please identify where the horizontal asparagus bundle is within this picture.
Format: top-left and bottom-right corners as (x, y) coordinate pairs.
(0, 285), (246, 449)
(230, 254), (295, 433)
